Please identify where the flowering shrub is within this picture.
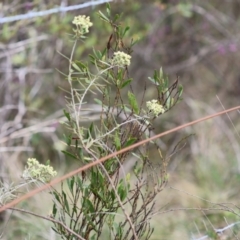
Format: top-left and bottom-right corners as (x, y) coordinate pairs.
(50, 7), (183, 240)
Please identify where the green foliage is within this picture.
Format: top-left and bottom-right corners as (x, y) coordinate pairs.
(148, 68), (183, 112)
(50, 5), (183, 240)
(177, 3), (193, 18)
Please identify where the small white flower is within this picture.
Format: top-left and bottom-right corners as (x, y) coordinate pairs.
(72, 15), (93, 34)
(23, 158), (57, 183)
(146, 99), (165, 117)
(112, 51), (131, 67)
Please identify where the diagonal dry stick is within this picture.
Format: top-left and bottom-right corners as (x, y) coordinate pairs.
(0, 105), (240, 213)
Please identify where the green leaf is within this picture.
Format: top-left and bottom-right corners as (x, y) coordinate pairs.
(117, 181), (128, 201)
(114, 130), (121, 150)
(147, 76), (156, 85)
(91, 170), (104, 188)
(128, 91), (139, 114)
(104, 158), (115, 172)
(90, 234), (97, 240)
(94, 98), (102, 105)
(106, 3), (111, 16)
(117, 68), (124, 80)
(75, 138), (78, 149)
(113, 13), (120, 23)
(67, 177), (75, 193)
(110, 189), (116, 202)
(179, 84), (183, 97)
(86, 122), (94, 139)
(89, 54), (96, 63)
(120, 78), (132, 89)
(159, 67), (163, 79)
(63, 109), (71, 121)
(62, 191), (70, 214)
(71, 62), (81, 72)
(178, 3), (193, 18)
(83, 197), (95, 213)
(75, 61), (88, 72)
(61, 150), (78, 160)
(121, 26), (130, 37)
(101, 48), (107, 58)
(45, 160), (50, 166)
(164, 76), (169, 90)
(130, 38), (139, 47)
(78, 147), (83, 160)
(76, 176), (83, 190)
(51, 227), (59, 234)
(92, 48), (102, 60)
(116, 223), (123, 238)
(124, 138), (137, 147)
(72, 204), (77, 215)
(52, 203), (57, 217)
(63, 134), (71, 146)
(89, 122), (94, 134)
(99, 11), (109, 22)
(52, 191), (61, 203)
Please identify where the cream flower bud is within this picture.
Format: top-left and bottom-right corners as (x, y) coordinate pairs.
(72, 15), (93, 34)
(146, 99), (165, 117)
(23, 158), (57, 183)
(112, 51), (131, 67)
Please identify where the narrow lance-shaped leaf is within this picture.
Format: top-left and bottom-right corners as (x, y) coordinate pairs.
(52, 191), (61, 203)
(121, 26), (130, 37)
(67, 177), (75, 193)
(75, 61), (88, 72)
(178, 84), (183, 97)
(124, 138), (137, 147)
(94, 98), (102, 105)
(62, 191), (70, 214)
(159, 67), (163, 80)
(113, 13), (121, 23)
(71, 62), (81, 72)
(147, 76), (156, 85)
(114, 130), (121, 150)
(117, 180), (128, 201)
(106, 2), (111, 16)
(120, 78), (132, 89)
(83, 197), (95, 213)
(52, 203), (57, 217)
(63, 109), (71, 121)
(61, 150), (78, 160)
(128, 91), (139, 114)
(99, 11), (110, 22)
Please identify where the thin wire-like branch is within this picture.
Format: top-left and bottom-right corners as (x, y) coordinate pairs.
(0, 0), (113, 24)
(9, 207), (85, 240)
(192, 221), (240, 240)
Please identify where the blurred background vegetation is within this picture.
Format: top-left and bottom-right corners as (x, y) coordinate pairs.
(1, 0), (240, 239)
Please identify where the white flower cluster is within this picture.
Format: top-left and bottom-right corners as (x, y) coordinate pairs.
(72, 15), (93, 34)
(22, 158), (57, 183)
(112, 51), (131, 67)
(146, 99), (165, 117)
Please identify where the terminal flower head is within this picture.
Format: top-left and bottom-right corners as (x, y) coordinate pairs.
(112, 51), (131, 67)
(146, 99), (165, 117)
(72, 15), (93, 35)
(23, 158), (57, 183)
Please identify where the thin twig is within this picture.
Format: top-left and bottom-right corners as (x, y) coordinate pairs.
(9, 207), (85, 240)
